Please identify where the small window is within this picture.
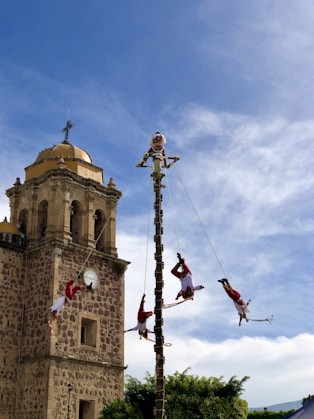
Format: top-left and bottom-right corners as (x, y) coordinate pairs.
(79, 399), (95, 419)
(78, 312), (100, 351)
(80, 317), (97, 347)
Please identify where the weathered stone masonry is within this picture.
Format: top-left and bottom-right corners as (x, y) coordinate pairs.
(0, 135), (128, 419)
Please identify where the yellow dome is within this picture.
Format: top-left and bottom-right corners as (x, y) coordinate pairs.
(25, 140), (103, 184)
(35, 142), (93, 164)
(0, 218), (20, 235)
(24, 122), (103, 183)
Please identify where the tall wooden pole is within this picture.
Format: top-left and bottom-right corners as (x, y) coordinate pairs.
(152, 160), (165, 419)
(136, 133), (178, 418)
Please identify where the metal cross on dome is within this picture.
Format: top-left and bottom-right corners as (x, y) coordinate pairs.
(62, 120), (73, 144)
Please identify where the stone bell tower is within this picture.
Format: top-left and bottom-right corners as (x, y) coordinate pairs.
(0, 121), (128, 419)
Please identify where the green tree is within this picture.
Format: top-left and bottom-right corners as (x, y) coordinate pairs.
(248, 410), (294, 418)
(100, 370), (249, 419)
(302, 394), (313, 405)
(165, 370), (249, 419)
(124, 375), (155, 418)
(100, 398), (142, 419)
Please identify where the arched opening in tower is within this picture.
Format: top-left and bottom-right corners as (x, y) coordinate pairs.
(70, 200), (82, 244)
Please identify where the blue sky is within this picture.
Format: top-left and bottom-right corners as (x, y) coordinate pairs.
(1, 1), (314, 408)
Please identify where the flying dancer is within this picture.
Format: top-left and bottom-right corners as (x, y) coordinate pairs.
(171, 253), (204, 301)
(218, 278), (251, 326)
(49, 278), (91, 335)
(124, 294), (154, 340)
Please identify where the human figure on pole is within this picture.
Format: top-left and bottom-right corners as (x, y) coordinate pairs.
(136, 131), (179, 172)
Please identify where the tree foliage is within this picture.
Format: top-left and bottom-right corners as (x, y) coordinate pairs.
(100, 369), (249, 419)
(247, 410), (295, 418)
(302, 394), (313, 406)
(100, 398), (142, 419)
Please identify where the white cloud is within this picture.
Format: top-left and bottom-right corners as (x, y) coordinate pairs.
(124, 332), (314, 407)
(196, 1), (314, 117)
(1, 8), (314, 406)
(116, 100), (314, 407)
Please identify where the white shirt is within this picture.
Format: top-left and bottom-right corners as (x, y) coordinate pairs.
(233, 301), (250, 315)
(180, 273), (194, 291)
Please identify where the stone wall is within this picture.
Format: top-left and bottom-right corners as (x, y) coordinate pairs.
(0, 245), (25, 419)
(0, 241), (125, 418)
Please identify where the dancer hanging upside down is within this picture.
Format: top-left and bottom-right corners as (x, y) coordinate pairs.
(124, 294), (154, 340)
(218, 278), (251, 326)
(49, 278), (90, 324)
(171, 253), (204, 300)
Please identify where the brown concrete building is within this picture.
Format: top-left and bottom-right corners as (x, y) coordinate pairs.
(0, 123), (128, 419)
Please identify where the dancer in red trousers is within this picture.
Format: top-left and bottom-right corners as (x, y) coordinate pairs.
(171, 253), (204, 300)
(50, 279), (89, 324)
(218, 278), (251, 326)
(124, 294), (154, 340)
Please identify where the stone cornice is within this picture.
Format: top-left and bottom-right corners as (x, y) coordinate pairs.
(18, 354), (127, 371)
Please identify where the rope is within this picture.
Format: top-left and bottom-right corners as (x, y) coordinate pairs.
(164, 171), (181, 254)
(162, 297), (194, 309)
(118, 164), (153, 294)
(76, 216), (111, 279)
(143, 183), (153, 294)
(121, 165), (154, 294)
(248, 315), (274, 324)
(174, 165), (227, 278)
(77, 166), (138, 279)
(118, 166), (137, 200)
(144, 336), (172, 346)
